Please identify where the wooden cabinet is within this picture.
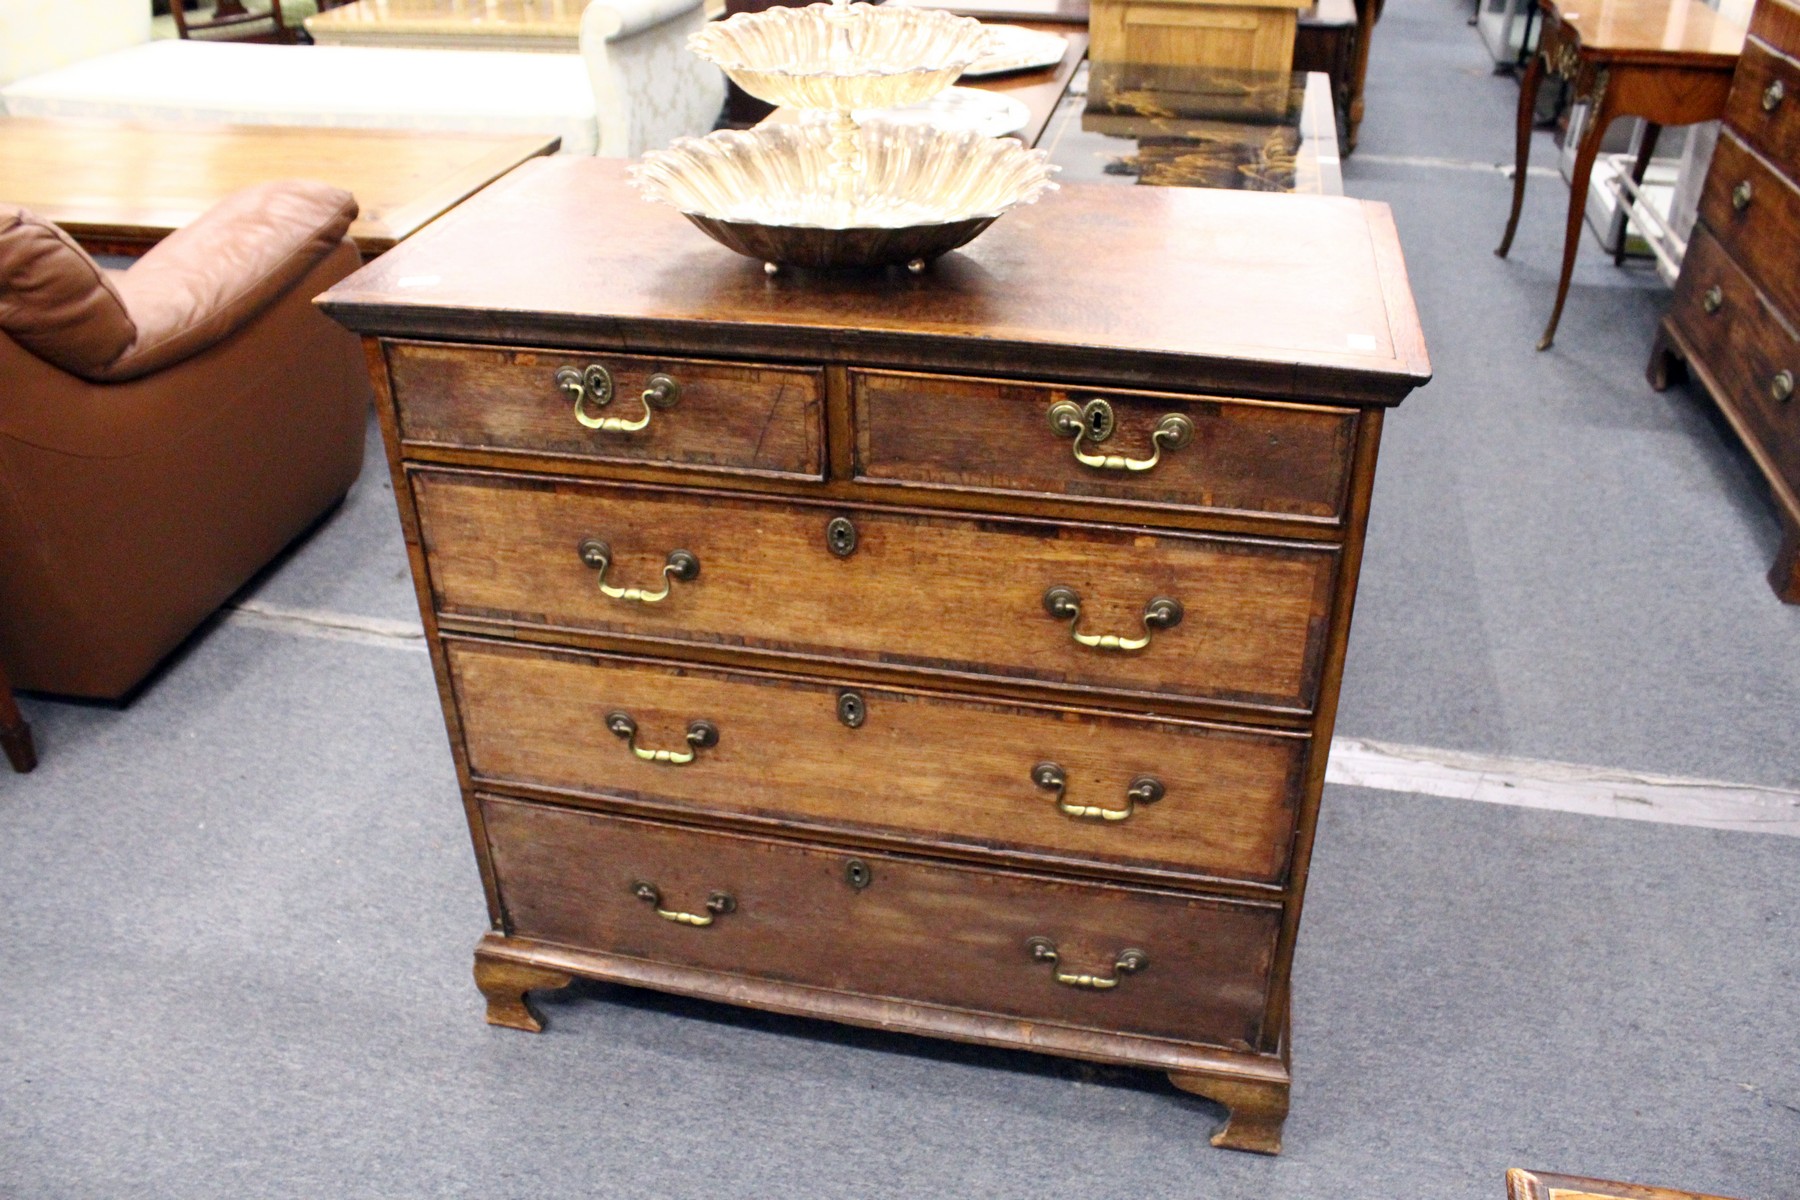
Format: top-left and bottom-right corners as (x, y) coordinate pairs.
(1652, 0), (1800, 602)
(318, 157), (1430, 1155)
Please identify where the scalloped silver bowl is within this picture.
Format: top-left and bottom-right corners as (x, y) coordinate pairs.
(632, 121), (1057, 269)
(688, 1), (995, 112)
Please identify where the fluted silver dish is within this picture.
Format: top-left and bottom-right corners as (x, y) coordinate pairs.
(632, 121), (1057, 270)
(688, 0), (994, 112)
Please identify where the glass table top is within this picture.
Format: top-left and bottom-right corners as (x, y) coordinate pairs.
(1039, 62), (1343, 196)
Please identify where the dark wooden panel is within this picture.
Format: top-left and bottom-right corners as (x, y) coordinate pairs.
(1668, 228), (1800, 497)
(1702, 131), (1800, 320)
(1724, 37), (1800, 169)
(1750, 0), (1800, 56)
(448, 639), (1307, 886)
(412, 470), (1340, 713)
(387, 341), (826, 479)
(482, 796), (1280, 1048)
(317, 159), (1432, 405)
(852, 369), (1358, 523)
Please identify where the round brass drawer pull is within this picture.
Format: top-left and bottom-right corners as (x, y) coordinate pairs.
(1701, 285), (1723, 315)
(632, 881), (735, 926)
(1048, 398), (1194, 473)
(607, 712), (719, 765)
(556, 365), (680, 433)
(1766, 79), (1787, 112)
(578, 538), (699, 604)
(1043, 585), (1183, 652)
(1732, 180), (1754, 212)
(1032, 761), (1164, 822)
(1025, 937), (1148, 990)
(1773, 371), (1795, 404)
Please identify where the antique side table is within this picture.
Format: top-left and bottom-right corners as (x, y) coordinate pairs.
(1508, 1168), (1745, 1200)
(318, 156), (1429, 1153)
(1493, 0), (1745, 350)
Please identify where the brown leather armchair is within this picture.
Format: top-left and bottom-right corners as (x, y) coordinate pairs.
(0, 181), (373, 710)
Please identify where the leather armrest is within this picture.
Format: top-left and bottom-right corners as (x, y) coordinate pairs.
(101, 180), (358, 382)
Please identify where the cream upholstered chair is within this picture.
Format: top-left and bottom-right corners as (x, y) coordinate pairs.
(584, 0), (724, 157)
(0, 0), (723, 156)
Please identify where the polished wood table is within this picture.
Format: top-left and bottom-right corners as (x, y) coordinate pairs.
(1508, 1168), (1745, 1200)
(1046, 64), (1343, 194)
(0, 118), (560, 257)
(304, 0), (585, 50)
(1494, 0), (1745, 349)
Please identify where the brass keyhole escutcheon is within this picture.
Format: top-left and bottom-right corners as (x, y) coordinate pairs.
(845, 858), (873, 890)
(1702, 285), (1723, 315)
(836, 690), (866, 728)
(1732, 180), (1754, 211)
(826, 516), (859, 558)
(1048, 398), (1116, 443)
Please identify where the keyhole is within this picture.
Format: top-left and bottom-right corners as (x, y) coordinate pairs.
(845, 859), (872, 890)
(1089, 410), (1105, 435)
(826, 516), (858, 558)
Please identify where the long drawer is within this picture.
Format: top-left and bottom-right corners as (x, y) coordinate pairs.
(413, 469), (1340, 713)
(1701, 131), (1800, 322)
(1669, 227), (1800, 495)
(386, 341), (826, 479)
(448, 639), (1307, 886)
(482, 796), (1281, 1049)
(852, 369), (1359, 525)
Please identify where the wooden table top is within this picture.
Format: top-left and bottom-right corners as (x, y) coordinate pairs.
(1547, 0), (1746, 63)
(305, 0), (586, 49)
(318, 156), (1430, 404)
(0, 118), (559, 256)
(1508, 1168), (1744, 1200)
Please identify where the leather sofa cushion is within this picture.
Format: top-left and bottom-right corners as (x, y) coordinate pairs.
(0, 180), (358, 383)
(0, 207), (137, 375)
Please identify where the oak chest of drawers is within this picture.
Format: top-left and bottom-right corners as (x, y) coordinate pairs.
(1651, 0), (1800, 602)
(319, 156), (1430, 1154)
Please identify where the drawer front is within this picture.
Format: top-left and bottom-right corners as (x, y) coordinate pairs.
(1671, 227), (1800, 492)
(414, 471), (1340, 712)
(386, 341), (826, 479)
(1725, 37), (1800, 171)
(482, 796), (1280, 1048)
(449, 639), (1307, 885)
(852, 369), (1359, 524)
(1702, 131), (1800, 320)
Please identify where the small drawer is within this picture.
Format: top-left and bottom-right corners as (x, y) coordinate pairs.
(385, 340), (826, 479)
(852, 369), (1359, 524)
(448, 640), (1308, 886)
(1671, 228), (1800, 492)
(482, 796), (1281, 1049)
(1724, 36), (1800, 169)
(1701, 131), (1800, 321)
(414, 470), (1340, 713)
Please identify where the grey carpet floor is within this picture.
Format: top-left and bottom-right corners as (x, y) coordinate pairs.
(4, 625), (1796, 1199)
(6, 0), (1800, 1193)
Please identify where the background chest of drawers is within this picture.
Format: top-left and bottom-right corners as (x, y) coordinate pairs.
(320, 157), (1430, 1154)
(1651, 0), (1800, 603)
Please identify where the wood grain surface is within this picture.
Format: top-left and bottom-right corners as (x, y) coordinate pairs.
(387, 340), (826, 478)
(1723, 35), (1800, 167)
(411, 469), (1341, 713)
(853, 368), (1359, 522)
(1701, 129), (1800, 320)
(0, 117), (556, 256)
(316, 158), (1431, 404)
(447, 638), (1308, 886)
(481, 795), (1282, 1047)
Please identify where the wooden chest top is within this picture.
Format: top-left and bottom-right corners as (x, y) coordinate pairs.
(317, 157), (1430, 406)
